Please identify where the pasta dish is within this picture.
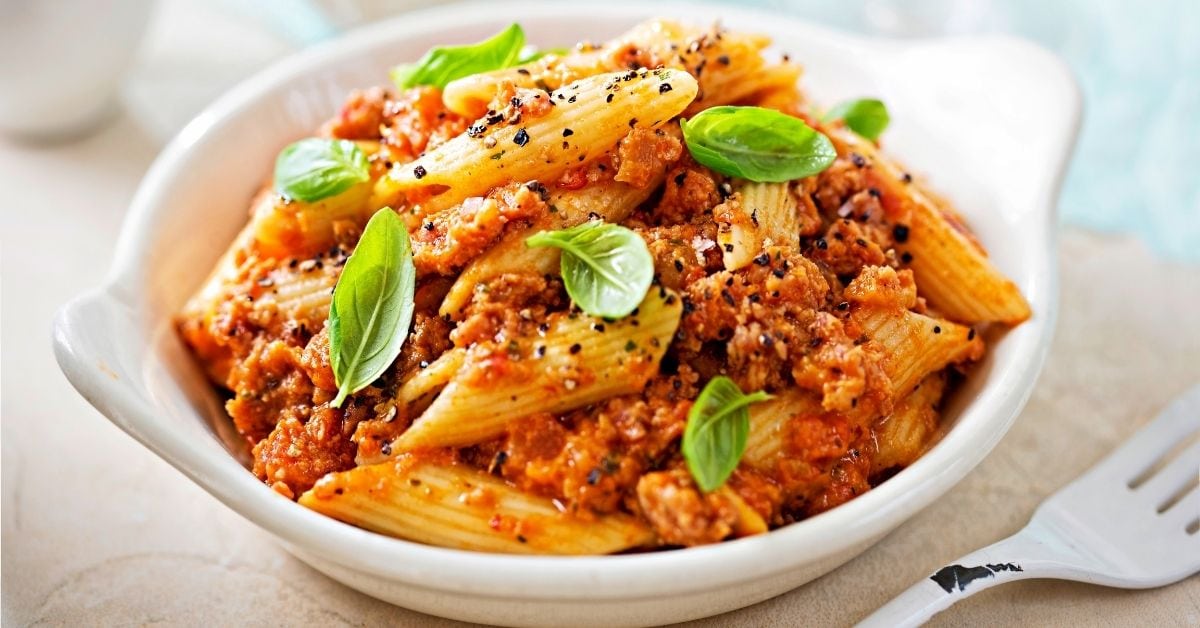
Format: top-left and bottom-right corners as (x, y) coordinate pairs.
(178, 19), (1029, 554)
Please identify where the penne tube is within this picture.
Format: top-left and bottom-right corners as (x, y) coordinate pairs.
(852, 306), (980, 398)
(394, 287), (682, 451)
(300, 459), (654, 554)
(827, 128), (1031, 324)
(717, 180), (800, 271)
(375, 69), (698, 214)
(395, 347), (465, 407)
(871, 372), (946, 475)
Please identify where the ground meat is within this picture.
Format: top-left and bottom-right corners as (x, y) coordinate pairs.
(378, 86), (470, 162)
(252, 406), (357, 498)
(225, 339), (314, 445)
(411, 183), (547, 276)
(614, 128), (683, 188)
(324, 86), (389, 140)
(644, 162), (722, 225)
(496, 370), (697, 516)
(635, 468), (740, 546)
(792, 311), (891, 415)
(812, 156), (869, 215)
(808, 218), (888, 276)
(675, 247), (830, 392)
(451, 273), (564, 348)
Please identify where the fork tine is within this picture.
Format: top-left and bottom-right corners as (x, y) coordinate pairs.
(1162, 485), (1200, 531)
(1086, 384), (1200, 486)
(1138, 439), (1200, 501)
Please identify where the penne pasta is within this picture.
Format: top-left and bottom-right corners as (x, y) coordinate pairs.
(827, 128), (1031, 324)
(394, 287), (682, 451)
(375, 69), (698, 214)
(300, 458), (654, 554)
(395, 347), (465, 407)
(717, 180), (800, 271)
(871, 372), (946, 475)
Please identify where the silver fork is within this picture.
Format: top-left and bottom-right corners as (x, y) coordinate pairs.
(859, 384), (1200, 627)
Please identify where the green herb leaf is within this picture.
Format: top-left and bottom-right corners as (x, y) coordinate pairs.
(525, 220), (653, 318)
(391, 23), (525, 90)
(680, 105), (837, 182)
(682, 376), (772, 492)
(274, 138), (369, 202)
(824, 98), (890, 141)
(329, 208), (416, 407)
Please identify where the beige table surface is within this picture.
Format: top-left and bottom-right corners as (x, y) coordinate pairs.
(3, 2), (1199, 626)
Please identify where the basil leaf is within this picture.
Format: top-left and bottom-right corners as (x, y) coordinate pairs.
(682, 376), (772, 492)
(525, 221), (653, 318)
(274, 138), (369, 202)
(680, 105), (837, 182)
(824, 98), (890, 141)
(329, 208), (416, 407)
(391, 23), (525, 90)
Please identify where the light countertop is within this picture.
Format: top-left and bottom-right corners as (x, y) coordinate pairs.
(2, 1), (1198, 625)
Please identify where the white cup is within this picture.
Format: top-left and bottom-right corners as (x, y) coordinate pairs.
(0, 0), (153, 140)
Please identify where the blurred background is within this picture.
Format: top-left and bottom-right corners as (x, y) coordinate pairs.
(2, 0), (1196, 258)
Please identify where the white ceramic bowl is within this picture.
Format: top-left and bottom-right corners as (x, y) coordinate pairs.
(52, 2), (1080, 626)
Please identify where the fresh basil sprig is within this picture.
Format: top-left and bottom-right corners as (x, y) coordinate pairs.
(824, 98), (890, 141)
(329, 208), (416, 407)
(680, 105), (837, 182)
(682, 376), (772, 492)
(525, 220), (653, 319)
(391, 23), (525, 90)
(274, 138), (369, 203)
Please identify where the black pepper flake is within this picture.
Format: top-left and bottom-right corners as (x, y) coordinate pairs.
(510, 96), (522, 108)
(724, 243), (734, 252)
(721, 290), (735, 306)
(517, 535), (528, 544)
(772, 268), (786, 278)
(535, 345), (546, 357)
(856, 238), (868, 247)
(659, 82), (673, 94)
(933, 325), (942, 334)
(868, 187), (881, 198)
(586, 468), (602, 485)
(760, 333), (774, 347)
(467, 123), (486, 137)
(624, 340), (637, 351)
(413, 165), (427, 179)
(968, 328), (977, 340)
(486, 112), (504, 125)
(606, 93), (615, 103)
(748, 293), (760, 303)
(673, 259), (684, 272)
(568, 95), (577, 103)
(901, 252), (914, 264)
(815, 238), (828, 250)
(850, 152), (867, 167)
(753, 253), (770, 266)
(517, 68), (531, 76)
(674, 171), (687, 186)
(562, 128), (574, 137)
(893, 224), (910, 243)
(569, 343), (582, 354)
(901, 172), (913, 183)
(513, 128), (530, 146)
(380, 442), (392, 456)
(423, 221), (435, 231)
(836, 301), (849, 311)
(628, 117), (638, 127)
(593, 323), (606, 332)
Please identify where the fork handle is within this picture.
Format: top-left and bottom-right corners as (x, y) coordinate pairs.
(857, 519), (1081, 627)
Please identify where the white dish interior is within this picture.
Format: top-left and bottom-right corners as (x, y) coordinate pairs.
(53, 2), (1080, 626)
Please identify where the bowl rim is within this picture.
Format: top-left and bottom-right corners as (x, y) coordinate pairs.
(53, 0), (1081, 602)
